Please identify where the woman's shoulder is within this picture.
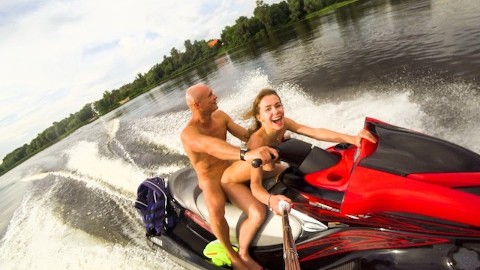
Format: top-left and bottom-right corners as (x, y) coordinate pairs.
(284, 116), (296, 126)
(247, 131), (268, 148)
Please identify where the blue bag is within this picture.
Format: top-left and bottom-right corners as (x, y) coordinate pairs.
(134, 177), (177, 236)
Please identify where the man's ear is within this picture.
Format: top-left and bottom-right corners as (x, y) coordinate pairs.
(193, 100), (200, 109)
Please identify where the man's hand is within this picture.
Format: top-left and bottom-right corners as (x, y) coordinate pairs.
(244, 146), (278, 165)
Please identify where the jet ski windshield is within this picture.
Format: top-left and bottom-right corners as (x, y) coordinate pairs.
(360, 121), (480, 176)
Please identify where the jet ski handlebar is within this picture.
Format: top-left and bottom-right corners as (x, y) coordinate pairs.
(251, 155), (276, 168)
(251, 158), (263, 168)
(251, 146), (279, 168)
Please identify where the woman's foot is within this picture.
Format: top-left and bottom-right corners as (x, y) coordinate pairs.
(240, 254), (263, 270)
(231, 256), (249, 270)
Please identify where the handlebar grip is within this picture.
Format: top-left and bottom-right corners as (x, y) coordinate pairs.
(251, 159), (262, 168)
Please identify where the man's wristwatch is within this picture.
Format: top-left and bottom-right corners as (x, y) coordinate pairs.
(240, 148), (249, 161)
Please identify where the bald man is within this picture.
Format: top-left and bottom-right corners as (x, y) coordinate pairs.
(181, 84), (276, 270)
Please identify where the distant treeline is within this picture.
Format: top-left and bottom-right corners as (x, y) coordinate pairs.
(0, 0), (355, 176)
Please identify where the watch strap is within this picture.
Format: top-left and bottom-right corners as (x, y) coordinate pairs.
(240, 148), (249, 161)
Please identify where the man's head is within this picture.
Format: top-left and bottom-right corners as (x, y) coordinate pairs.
(185, 84), (218, 113)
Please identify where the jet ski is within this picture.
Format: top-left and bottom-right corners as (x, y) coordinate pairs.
(140, 117), (480, 270)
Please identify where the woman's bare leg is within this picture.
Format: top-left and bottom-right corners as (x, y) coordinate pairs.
(222, 181), (265, 270)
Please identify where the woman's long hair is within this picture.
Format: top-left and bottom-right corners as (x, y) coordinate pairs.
(243, 88), (282, 139)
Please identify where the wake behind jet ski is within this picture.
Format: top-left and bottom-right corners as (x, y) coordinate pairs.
(135, 117), (480, 270)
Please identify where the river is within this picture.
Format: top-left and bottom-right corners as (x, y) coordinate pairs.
(1, 0), (480, 269)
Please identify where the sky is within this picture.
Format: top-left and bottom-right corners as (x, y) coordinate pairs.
(0, 0), (281, 161)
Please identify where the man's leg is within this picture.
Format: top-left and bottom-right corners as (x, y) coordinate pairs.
(202, 182), (248, 270)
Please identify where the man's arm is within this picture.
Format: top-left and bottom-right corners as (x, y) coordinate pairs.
(222, 111), (249, 142)
(181, 126), (241, 160)
(181, 125), (278, 162)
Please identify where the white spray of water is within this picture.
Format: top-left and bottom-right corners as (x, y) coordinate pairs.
(220, 69), (428, 148)
(91, 104), (141, 171)
(130, 110), (190, 158)
(2, 139), (184, 269)
(0, 191), (178, 270)
(65, 141), (147, 194)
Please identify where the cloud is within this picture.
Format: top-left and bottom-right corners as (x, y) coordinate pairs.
(0, 0), (281, 159)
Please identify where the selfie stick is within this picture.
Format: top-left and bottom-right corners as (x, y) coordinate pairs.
(279, 200), (301, 270)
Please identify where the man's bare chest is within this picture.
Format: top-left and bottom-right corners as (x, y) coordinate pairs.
(198, 122), (227, 140)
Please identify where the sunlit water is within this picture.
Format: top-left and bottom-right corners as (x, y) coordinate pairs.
(1, 0), (480, 269)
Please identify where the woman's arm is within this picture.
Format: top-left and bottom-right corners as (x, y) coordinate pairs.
(248, 135), (291, 215)
(250, 166), (290, 215)
(286, 118), (376, 146)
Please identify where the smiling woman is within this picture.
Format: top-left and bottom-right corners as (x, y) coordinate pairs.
(221, 87), (375, 215)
